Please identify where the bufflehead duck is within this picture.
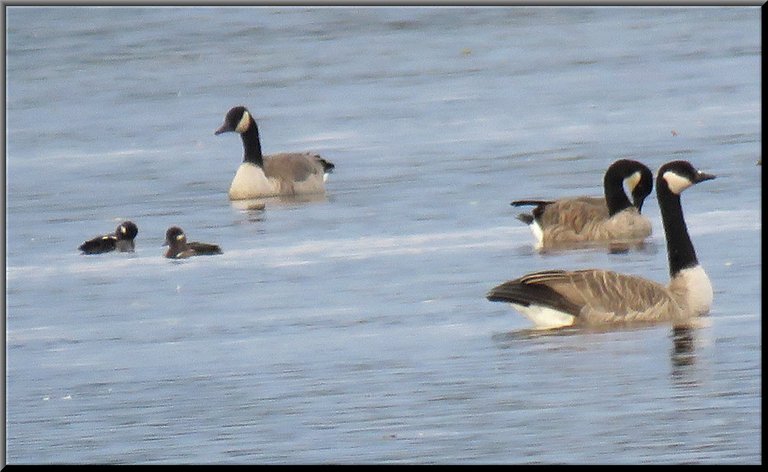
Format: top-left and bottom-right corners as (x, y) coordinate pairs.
(79, 221), (138, 254)
(163, 226), (222, 259)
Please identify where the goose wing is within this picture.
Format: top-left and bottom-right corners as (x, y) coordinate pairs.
(535, 197), (609, 232)
(487, 269), (679, 322)
(512, 197), (608, 231)
(263, 152), (328, 182)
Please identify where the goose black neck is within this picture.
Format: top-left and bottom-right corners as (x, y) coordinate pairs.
(658, 182), (698, 277)
(604, 176), (633, 216)
(240, 119), (264, 167)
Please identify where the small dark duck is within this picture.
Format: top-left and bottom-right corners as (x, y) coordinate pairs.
(79, 221), (138, 254)
(163, 226), (222, 259)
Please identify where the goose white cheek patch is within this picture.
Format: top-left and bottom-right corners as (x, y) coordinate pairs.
(624, 171), (641, 194)
(235, 111), (251, 133)
(662, 171), (693, 194)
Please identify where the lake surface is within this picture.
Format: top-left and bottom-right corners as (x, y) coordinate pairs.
(4, 6), (761, 464)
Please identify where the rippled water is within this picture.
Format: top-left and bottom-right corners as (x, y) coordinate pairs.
(5, 6), (761, 464)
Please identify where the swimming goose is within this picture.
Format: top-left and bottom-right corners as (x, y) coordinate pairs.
(487, 160), (715, 329)
(79, 221), (138, 254)
(214, 106), (335, 200)
(163, 226), (222, 259)
(512, 159), (653, 250)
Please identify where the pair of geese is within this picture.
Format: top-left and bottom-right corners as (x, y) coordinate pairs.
(493, 158), (715, 329)
(82, 106), (716, 329)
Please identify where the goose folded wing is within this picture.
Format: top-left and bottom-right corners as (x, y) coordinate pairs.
(264, 153), (325, 182)
(488, 269), (677, 321)
(536, 198), (610, 231)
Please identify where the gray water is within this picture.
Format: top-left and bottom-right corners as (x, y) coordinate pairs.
(4, 6), (761, 464)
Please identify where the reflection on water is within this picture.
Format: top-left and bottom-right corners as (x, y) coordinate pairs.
(492, 322), (666, 344)
(230, 193), (329, 211)
(5, 6), (760, 465)
(491, 326), (583, 345)
(230, 194), (330, 224)
(493, 322), (703, 387)
(529, 238), (661, 256)
(671, 325), (696, 365)
(230, 200), (267, 212)
(670, 325), (699, 387)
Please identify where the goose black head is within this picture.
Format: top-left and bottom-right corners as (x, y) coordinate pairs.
(658, 160), (716, 195)
(628, 162), (654, 212)
(605, 159), (654, 212)
(215, 106), (252, 135)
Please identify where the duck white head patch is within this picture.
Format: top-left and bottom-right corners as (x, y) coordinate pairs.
(235, 110), (251, 134)
(662, 170), (693, 195)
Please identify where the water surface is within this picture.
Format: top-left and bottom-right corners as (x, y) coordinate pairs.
(5, 6), (761, 464)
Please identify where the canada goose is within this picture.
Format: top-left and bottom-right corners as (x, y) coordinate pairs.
(214, 106), (335, 200)
(487, 160), (715, 329)
(163, 226), (222, 259)
(512, 159), (653, 250)
(79, 221), (138, 254)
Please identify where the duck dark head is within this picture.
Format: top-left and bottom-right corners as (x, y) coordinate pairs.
(116, 221), (138, 241)
(215, 106), (252, 135)
(79, 220), (138, 254)
(164, 226), (186, 246)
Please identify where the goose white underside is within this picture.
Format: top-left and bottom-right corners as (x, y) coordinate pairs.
(511, 303), (576, 329)
(229, 162), (329, 200)
(675, 265), (713, 316)
(229, 163), (276, 199)
(529, 221), (544, 250)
